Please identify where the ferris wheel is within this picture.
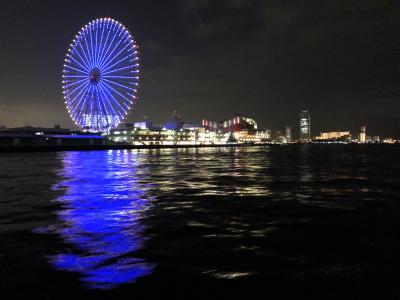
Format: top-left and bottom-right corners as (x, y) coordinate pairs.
(62, 18), (139, 132)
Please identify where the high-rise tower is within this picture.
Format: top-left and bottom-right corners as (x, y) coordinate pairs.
(285, 125), (292, 143)
(359, 126), (366, 143)
(299, 110), (311, 142)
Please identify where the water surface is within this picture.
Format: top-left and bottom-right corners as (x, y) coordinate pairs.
(1, 145), (400, 298)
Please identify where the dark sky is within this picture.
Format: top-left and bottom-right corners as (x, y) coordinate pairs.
(0, 0), (400, 137)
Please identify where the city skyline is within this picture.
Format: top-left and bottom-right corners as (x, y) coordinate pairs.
(1, 1), (400, 137)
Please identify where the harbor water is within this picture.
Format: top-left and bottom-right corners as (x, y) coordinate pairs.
(1, 145), (400, 299)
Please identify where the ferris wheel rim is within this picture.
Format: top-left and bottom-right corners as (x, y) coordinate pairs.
(62, 18), (139, 132)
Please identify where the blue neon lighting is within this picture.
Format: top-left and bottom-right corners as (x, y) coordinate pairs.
(49, 151), (154, 289)
(62, 18), (139, 132)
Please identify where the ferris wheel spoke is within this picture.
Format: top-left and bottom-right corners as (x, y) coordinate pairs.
(72, 47), (91, 71)
(67, 54), (90, 73)
(88, 27), (96, 68)
(63, 77), (88, 88)
(99, 81), (130, 113)
(99, 84), (129, 114)
(92, 86), (101, 124)
(98, 83), (125, 119)
(78, 31), (93, 68)
(103, 75), (139, 79)
(97, 22), (114, 69)
(98, 86), (121, 124)
(75, 85), (94, 122)
(101, 54), (134, 74)
(101, 41), (133, 71)
(96, 24), (106, 67)
(95, 86), (111, 127)
(102, 64), (136, 75)
(100, 41), (132, 71)
(98, 33), (117, 68)
(90, 27), (98, 67)
(100, 95), (122, 123)
(63, 75), (88, 78)
(102, 78), (137, 92)
(92, 87), (105, 130)
(77, 39), (92, 70)
(65, 80), (90, 99)
(68, 81), (90, 105)
(101, 80), (132, 104)
(100, 81), (133, 107)
(67, 84), (90, 113)
(80, 37), (91, 69)
(69, 84), (91, 121)
(94, 23), (99, 66)
(64, 64), (88, 75)
(95, 23), (104, 68)
(82, 30), (94, 68)
(99, 42), (125, 70)
(98, 33), (128, 69)
(98, 26), (121, 68)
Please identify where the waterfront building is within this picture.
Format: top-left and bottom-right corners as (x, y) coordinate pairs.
(359, 126), (366, 143)
(222, 116), (258, 133)
(299, 110), (311, 142)
(164, 111), (184, 130)
(383, 138), (397, 144)
(202, 119), (220, 131)
(222, 116), (270, 143)
(110, 126), (227, 145)
(315, 131), (351, 142)
(285, 126), (292, 143)
(133, 121), (153, 130)
(371, 136), (380, 143)
(275, 130), (285, 143)
(109, 115), (271, 145)
(0, 126), (105, 147)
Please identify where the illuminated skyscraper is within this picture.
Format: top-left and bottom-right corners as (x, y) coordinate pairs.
(359, 126), (366, 143)
(285, 126), (292, 142)
(299, 110), (311, 142)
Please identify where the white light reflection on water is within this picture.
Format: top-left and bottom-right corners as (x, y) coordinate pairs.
(136, 147), (274, 197)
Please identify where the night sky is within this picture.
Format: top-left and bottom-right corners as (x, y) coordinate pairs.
(0, 0), (400, 137)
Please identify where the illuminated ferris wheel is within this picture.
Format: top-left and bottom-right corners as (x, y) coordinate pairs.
(62, 18), (139, 132)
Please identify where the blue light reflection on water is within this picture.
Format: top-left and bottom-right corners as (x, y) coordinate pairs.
(50, 150), (155, 289)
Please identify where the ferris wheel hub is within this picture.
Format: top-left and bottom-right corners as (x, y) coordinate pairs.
(89, 67), (101, 84)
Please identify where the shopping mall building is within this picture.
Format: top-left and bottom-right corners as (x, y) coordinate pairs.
(109, 116), (271, 146)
